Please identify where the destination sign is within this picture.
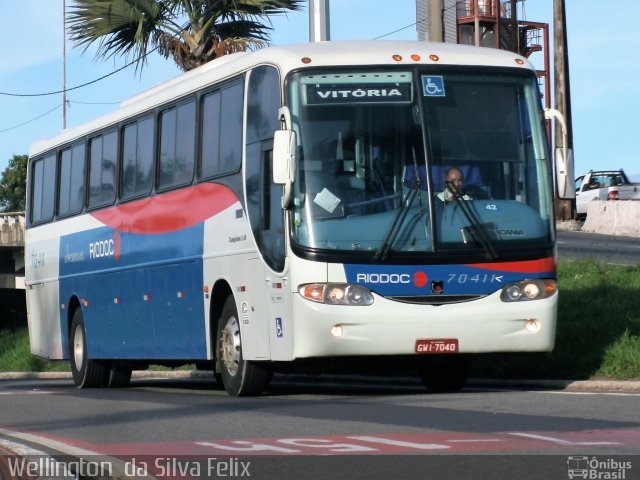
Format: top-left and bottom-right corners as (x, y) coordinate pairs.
(305, 83), (412, 105)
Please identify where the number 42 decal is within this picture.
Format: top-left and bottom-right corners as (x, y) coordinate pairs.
(484, 204), (499, 211)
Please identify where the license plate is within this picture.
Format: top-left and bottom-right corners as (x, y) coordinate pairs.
(415, 339), (459, 354)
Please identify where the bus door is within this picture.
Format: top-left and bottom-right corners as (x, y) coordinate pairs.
(245, 258), (292, 361)
(244, 144), (292, 361)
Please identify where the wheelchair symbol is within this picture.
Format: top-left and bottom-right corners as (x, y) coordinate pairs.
(275, 317), (284, 337)
(422, 76), (445, 97)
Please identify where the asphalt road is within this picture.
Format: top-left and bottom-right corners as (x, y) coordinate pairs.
(557, 230), (640, 265)
(0, 377), (638, 479)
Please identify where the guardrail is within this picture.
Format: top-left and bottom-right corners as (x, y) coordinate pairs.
(0, 212), (25, 247)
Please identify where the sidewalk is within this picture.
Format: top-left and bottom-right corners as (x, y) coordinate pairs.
(1, 370), (639, 393)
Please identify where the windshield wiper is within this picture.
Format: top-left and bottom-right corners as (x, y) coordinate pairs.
(446, 181), (499, 260)
(374, 182), (419, 261)
(375, 147), (426, 261)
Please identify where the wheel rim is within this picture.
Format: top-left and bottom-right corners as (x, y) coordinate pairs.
(220, 315), (241, 377)
(73, 325), (85, 372)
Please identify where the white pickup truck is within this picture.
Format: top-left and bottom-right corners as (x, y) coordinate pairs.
(574, 169), (640, 218)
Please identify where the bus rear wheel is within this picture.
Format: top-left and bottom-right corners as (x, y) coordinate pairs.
(417, 354), (471, 393)
(70, 308), (108, 388)
(216, 296), (272, 396)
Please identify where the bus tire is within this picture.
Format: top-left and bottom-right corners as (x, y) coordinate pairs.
(417, 354), (470, 393)
(216, 296), (272, 396)
(69, 308), (108, 388)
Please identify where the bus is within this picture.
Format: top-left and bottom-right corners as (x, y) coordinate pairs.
(25, 40), (574, 396)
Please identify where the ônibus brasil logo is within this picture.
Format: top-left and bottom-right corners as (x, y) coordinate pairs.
(89, 232), (121, 261)
(356, 271), (428, 288)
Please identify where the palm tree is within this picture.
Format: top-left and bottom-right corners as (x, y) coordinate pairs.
(67, 0), (304, 72)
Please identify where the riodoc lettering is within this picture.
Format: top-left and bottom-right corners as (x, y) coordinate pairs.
(356, 273), (411, 284)
(89, 239), (114, 259)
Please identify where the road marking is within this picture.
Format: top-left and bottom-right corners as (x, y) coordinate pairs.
(509, 432), (621, 446)
(348, 435), (449, 450)
(0, 428), (147, 479)
(541, 391), (640, 397)
(0, 438), (78, 479)
(0, 427), (103, 457)
(447, 439), (503, 443)
(2, 428), (636, 459)
(0, 390), (56, 395)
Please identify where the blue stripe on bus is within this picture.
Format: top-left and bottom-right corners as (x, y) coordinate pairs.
(59, 224), (207, 359)
(344, 260), (554, 297)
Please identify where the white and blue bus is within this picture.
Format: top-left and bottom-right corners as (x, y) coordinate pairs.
(25, 40), (573, 396)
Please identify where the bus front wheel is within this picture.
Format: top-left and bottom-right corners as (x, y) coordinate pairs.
(216, 296), (272, 396)
(69, 308), (108, 388)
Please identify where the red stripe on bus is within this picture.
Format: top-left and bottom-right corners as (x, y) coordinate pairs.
(91, 183), (239, 234)
(466, 257), (555, 274)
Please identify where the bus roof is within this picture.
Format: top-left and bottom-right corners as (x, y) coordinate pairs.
(29, 40), (534, 157)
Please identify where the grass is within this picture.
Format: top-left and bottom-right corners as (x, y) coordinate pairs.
(0, 328), (68, 372)
(471, 259), (640, 380)
(2, 259), (639, 380)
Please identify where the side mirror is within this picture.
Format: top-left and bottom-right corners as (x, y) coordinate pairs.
(545, 108), (576, 200)
(555, 147), (575, 200)
(273, 129), (297, 208)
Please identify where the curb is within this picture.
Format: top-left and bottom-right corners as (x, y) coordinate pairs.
(468, 378), (640, 393)
(1, 370), (639, 393)
(0, 370), (213, 380)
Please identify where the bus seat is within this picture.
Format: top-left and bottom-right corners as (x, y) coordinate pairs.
(402, 164), (428, 190)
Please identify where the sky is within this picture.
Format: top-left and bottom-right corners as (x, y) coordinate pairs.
(1, 0), (638, 179)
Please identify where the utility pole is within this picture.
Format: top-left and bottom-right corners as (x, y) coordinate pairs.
(553, 0), (574, 220)
(428, 0), (444, 42)
(309, 0), (330, 42)
(63, 0), (67, 129)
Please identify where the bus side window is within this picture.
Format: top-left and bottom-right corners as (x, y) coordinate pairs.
(30, 153), (56, 224)
(159, 100), (196, 190)
(88, 130), (117, 209)
(200, 81), (244, 179)
(245, 65), (284, 271)
(121, 116), (154, 200)
(58, 143), (86, 217)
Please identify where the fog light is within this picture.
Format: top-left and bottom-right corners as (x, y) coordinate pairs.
(330, 324), (344, 337)
(525, 319), (539, 333)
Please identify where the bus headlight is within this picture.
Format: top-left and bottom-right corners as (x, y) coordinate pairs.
(500, 279), (556, 302)
(300, 283), (374, 306)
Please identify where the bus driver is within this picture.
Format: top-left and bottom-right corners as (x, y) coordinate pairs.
(437, 167), (472, 202)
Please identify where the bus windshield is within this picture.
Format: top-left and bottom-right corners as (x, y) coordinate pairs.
(287, 68), (554, 261)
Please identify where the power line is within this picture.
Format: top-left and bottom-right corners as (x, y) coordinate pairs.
(0, 98), (122, 135)
(373, 17), (427, 40)
(69, 99), (121, 105)
(0, 104), (62, 134)
(0, 52), (154, 98)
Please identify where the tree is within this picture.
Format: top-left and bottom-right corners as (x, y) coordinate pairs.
(67, 0), (303, 72)
(0, 155), (27, 212)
